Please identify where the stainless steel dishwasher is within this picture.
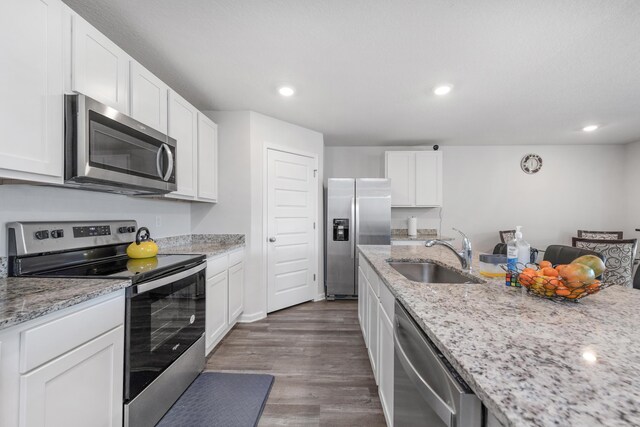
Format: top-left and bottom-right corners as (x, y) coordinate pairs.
(394, 301), (482, 427)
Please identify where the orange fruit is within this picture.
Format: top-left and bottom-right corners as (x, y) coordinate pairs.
(541, 267), (559, 277)
(555, 289), (571, 296)
(561, 263), (595, 285)
(539, 261), (553, 269)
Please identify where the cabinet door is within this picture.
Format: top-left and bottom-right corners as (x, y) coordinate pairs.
(167, 90), (198, 199)
(72, 13), (130, 113)
(228, 261), (244, 324)
(378, 307), (394, 426)
(360, 269), (369, 346)
(0, 0), (63, 182)
(386, 152), (415, 207)
(197, 113), (218, 202)
(206, 270), (228, 354)
(129, 61), (168, 133)
(19, 326), (124, 427)
(357, 267), (365, 332)
(367, 281), (379, 383)
(415, 151), (443, 207)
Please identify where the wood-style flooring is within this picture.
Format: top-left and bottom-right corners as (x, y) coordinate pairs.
(205, 300), (387, 426)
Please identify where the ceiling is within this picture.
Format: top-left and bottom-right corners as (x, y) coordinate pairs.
(63, 0), (640, 146)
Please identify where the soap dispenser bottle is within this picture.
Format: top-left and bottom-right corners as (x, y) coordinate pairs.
(506, 226), (530, 286)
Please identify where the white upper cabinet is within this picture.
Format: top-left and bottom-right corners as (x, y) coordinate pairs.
(197, 113), (219, 202)
(130, 61), (168, 133)
(71, 12), (130, 113)
(385, 151), (443, 207)
(385, 152), (415, 206)
(0, 0), (63, 183)
(167, 90), (198, 199)
(415, 151), (443, 206)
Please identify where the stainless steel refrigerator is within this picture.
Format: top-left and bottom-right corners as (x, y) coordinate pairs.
(325, 178), (391, 299)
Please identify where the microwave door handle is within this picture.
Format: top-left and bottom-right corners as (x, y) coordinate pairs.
(163, 144), (174, 181)
(156, 145), (164, 179)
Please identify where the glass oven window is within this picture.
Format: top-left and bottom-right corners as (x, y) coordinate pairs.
(126, 267), (206, 401)
(88, 110), (174, 180)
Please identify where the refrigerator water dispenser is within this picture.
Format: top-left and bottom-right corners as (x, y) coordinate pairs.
(332, 218), (349, 241)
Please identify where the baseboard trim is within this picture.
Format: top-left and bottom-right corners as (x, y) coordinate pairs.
(314, 293), (326, 302)
(238, 311), (267, 323)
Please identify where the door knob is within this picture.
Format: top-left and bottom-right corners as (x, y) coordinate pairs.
(269, 237), (277, 242)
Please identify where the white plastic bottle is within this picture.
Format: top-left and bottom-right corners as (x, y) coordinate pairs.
(507, 225), (531, 271)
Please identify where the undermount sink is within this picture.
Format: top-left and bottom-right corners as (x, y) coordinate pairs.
(389, 261), (482, 284)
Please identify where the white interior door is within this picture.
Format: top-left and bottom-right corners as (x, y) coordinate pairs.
(267, 149), (316, 313)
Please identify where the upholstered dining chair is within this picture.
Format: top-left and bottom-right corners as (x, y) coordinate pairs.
(572, 237), (638, 287)
(577, 230), (623, 240)
(499, 230), (516, 244)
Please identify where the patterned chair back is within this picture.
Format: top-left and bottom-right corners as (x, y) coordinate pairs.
(571, 237), (638, 287)
(499, 230), (516, 244)
(577, 230), (623, 240)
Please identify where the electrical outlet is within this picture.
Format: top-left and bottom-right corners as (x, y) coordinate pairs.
(155, 215), (162, 228)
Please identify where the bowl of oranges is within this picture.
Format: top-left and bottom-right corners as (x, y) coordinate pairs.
(514, 255), (610, 302)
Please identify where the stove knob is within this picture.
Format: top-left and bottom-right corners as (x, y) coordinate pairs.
(118, 227), (127, 233)
(51, 229), (64, 239)
(127, 226), (136, 233)
(34, 230), (49, 240)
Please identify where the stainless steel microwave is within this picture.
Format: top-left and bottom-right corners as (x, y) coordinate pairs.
(64, 94), (177, 195)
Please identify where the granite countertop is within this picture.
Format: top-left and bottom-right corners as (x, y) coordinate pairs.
(358, 244), (640, 427)
(390, 228), (453, 242)
(0, 277), (130, 331)
(0, 234), (245, 332)
(156, 234), (245, 257)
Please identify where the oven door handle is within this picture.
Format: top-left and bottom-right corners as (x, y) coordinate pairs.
(133, 262), (206, 295)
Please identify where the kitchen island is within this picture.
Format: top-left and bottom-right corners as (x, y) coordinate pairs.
(358, 244), (640, 427)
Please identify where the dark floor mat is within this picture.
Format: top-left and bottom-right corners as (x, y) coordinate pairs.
(156, 372), (275, 427)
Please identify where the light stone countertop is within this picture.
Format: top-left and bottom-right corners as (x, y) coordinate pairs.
(0, 276), (130, 331)
(358, 244), (640, 427)
(156, 234), (245, 258)
(0, 234), (245, 331)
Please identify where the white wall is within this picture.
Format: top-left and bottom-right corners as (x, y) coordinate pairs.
(624, 141), (640, 238)
(0, 185), (191, 257)
(192, 111), (324, 322)
(325, 144), (627, 253)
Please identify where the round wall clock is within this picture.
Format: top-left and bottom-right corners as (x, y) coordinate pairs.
(520, 154), (543, 174)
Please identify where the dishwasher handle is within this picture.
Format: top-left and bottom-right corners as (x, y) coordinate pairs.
(394, 321), (455, 427)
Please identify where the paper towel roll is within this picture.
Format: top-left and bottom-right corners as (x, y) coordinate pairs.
(408, 216), (417, 237)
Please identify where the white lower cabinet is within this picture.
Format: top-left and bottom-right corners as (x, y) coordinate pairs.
(228, 261), (244, 324)
(378, 302), (395, 426)
(205, 249), (245, 355)
(20, 326), (124, 427)
(367, 279), (379, 383)
(357, 267), (366, 335)
(0, 291), (125, 427)
(358, 256), (394, 426)
(206, 270), (228, 352)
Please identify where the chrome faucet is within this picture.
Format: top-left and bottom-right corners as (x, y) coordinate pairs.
(425, 228), (473, 271)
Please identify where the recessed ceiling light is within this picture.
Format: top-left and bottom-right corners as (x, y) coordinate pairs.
(582, 124), (599, 132)
(278, 86), (295, 97)
(433, 85), (453, 96)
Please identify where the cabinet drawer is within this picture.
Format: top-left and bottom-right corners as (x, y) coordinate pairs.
(20, 293), (124, 373)
(228, 248), (245, 267)
(379, 281), (395, 321)
(207, 254), (228, 279)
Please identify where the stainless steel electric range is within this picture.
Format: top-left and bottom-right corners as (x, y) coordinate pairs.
(8, 220), (206, 427)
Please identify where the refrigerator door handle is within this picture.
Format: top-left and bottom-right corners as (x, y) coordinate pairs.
(350, 196), (355, 258)
(355, 196), (360, 256)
